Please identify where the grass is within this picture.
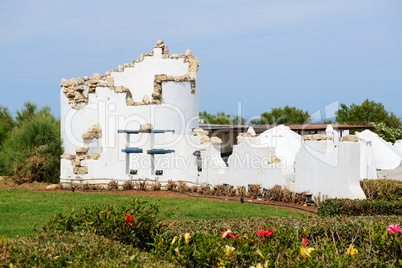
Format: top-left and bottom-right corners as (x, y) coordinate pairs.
(0, 188), (302, 238)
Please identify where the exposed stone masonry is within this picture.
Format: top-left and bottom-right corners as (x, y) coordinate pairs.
(60, 124), (103, 174)
(61, 40), (199, 110)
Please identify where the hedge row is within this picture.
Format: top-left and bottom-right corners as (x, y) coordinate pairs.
(360, 179), (402, 201)
(25, 198), (402, 267)
(317, 198), (402, 216)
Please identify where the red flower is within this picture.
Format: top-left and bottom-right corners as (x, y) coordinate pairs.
(104, 209), (109, 214)
(262, 238), (266, 242)
(257, 229), (274, 237)
(302, 238), (309, 247)
(170, 221), (178, 227)
(220, 230), (237, 238)
(257, 230), (265, 236)
(125, 213), (135, 225)
(264, 230), (274, 237)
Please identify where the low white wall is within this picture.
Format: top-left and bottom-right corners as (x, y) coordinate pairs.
(294, 141), (366, 199)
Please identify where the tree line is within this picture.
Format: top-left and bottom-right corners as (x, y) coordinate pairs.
(199, 99), (402, 143)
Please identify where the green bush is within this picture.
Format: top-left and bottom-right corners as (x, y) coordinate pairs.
(0, 231), (172, 267)
(40, 198), (175, 250)
(38, 196), (402, 267)
(360, 179), (402, 201)
(153, 217), (402, 267)
(0, 106), (14, 147)
(0, 113), (62, 184)
(317, 199), (402, 216)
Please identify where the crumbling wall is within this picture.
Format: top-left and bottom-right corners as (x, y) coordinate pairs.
(60, 41), (200, 183)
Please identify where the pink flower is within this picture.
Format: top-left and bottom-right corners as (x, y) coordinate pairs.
(387, 224), (402, 233)
(161, 222), (168, 227)
(302, 238), (309, 247)
(170, 221), (178, 227)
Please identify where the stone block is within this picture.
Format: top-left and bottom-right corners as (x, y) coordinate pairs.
(92, 73), (101, 80)
(70, 78), (78, 86)
(91, 152), (101, 160)
(340, 135), (359, 142)
(73, 166), (88, 174)
(140, 123), (153, 131)
(193, 128), (209, 136)
(87, 124), (101, 133)
(106, 76), (114, 87)
(61, 154), (76, 160)
(210, 137), (222, 144)
(76, 144), (89, 153)
(142, 94), (150, 104)
(127, 99), (135, 106)
(46, 184), (59, 190)
(267, 155), (281, 164)
(200, 136), (210, 144)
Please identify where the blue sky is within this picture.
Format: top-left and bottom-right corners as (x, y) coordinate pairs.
(1, 0), (401, 122)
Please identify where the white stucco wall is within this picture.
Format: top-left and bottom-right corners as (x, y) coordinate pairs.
(294, 140), (366, 199)
(60, 43), (199, 183)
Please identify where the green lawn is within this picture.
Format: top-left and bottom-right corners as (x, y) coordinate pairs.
(0, 188), (302, 238)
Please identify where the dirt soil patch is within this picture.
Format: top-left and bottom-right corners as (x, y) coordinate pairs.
(0, 181), (317, 214)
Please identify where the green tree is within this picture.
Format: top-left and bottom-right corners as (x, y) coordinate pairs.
(251, 106), (311, 125)
(199, 111), (245, 125)
(335, 99), (402, 128)
(15, 101), (52, 126)
(0, 104), (62, 184)
(0, 106), (15, 146)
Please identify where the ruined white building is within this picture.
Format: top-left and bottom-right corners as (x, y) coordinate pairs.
(60, 41), (375, 199)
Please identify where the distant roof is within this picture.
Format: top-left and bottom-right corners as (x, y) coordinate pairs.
(199, 124), (374, 134)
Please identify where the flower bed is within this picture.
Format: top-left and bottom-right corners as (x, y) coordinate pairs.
(7, 198), (401, 267)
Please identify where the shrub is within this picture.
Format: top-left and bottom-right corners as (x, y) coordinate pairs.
(360, 179), (402, 201)
(0, 113), (62, 184)
(237, 186), (246, 197)
(40, 198), (175, 250)
(137, 181), (147, 191)
(154, 216), (402, 267)
(177, 180), (189, 192)
(190, 185), (199, 193)
(122, 179), (135, 190)
(318, 199), (402, 216)
(167, 180), (177, 191)
(107, 180), (119, 190)
(215, 184), (228, 196)
(264, 185), (306, 204)
(248, 184), (261, 199)
(151, 182), (161, 191)
(0, 231), (171, 267)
